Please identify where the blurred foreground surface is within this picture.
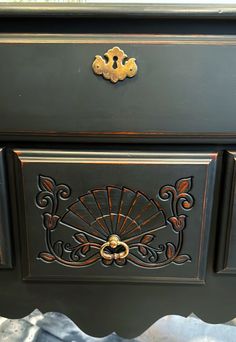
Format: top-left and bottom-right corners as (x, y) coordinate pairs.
(0, 309), (236, 341)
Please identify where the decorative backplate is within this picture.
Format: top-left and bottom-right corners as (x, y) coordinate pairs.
(92, 46), (138, 83)
(15, 150), (216, 283)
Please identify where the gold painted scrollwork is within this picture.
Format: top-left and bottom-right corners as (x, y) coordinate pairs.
(92, 46), (138, 83)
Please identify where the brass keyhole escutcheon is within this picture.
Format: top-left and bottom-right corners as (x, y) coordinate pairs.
(100, 235), (129, 261)
(92, 46), (138, 83)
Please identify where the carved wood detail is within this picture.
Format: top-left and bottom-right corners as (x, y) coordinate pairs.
(36, 175), (194, 270)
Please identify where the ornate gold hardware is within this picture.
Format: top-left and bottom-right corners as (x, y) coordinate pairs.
(100, 235), (129, 261)
(92, 46), (138, 83)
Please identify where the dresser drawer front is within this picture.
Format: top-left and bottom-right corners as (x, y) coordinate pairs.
(1, 35), (236, 141)
(14, 149), (216, 283)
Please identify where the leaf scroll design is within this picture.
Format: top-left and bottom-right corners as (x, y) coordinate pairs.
(36, 175), (102, 267)
(157, 177), (194, 266)
(36, 175), (71, 225)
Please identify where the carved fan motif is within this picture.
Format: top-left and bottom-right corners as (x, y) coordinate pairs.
(37, 176), (193, 268)
(61, 187), (165, 242)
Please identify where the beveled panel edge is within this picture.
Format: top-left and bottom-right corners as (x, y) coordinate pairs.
(1, 33), (236, 45)
(2, 132), (236, 145)
(0, 148), (12, 269)
(194, 152), (218, 282)
(23, 274), (205, 285)
(14, 149), (217, 283)
(0, 3), (236, 20)
(217, 150), (236, 274)
(14, 149), (215, 164)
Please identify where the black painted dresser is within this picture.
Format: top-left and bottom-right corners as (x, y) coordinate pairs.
(1, 3), (236, 339)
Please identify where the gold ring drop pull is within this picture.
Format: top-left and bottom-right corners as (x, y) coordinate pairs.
(92, 46), (138, 83)
(100, 234), (129, 261)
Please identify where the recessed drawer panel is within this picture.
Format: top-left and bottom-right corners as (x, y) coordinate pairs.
(218, 151), (236, 273)
(14, 149), (216, 283)
(0, 148), (12, 269)
(1, 35), (236, 141)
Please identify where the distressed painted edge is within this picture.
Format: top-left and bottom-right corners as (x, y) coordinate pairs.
(1, 3), (236, 19)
